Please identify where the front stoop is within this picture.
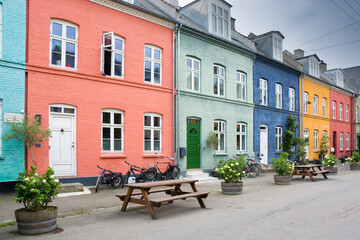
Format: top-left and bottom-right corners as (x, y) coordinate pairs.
(57, 183), (91, 197)
(185, 170), (219, 183)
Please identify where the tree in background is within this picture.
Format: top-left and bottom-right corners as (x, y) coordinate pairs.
(282, 114), (298, 158)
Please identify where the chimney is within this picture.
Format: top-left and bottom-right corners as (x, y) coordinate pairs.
(319, 61), (327, 72)
(163, 0), (178, 7)
(294, 49), (304, 58)
(231, 18), (236, 30)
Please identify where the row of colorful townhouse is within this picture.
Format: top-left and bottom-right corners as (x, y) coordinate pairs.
(0, 0), (359, 184)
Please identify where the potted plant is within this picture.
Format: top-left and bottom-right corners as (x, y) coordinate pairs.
(216, 156), (246, 195)
(206, 131), (219, 153)
(271, 152), (294, 185)
(322, 154), (338, 174)
(347, 152), (360, 171)
(13, 165), (61, 235)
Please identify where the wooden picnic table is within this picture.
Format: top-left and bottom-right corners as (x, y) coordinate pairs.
(116, 179), (210, 220)
(292, 164), (330, 182)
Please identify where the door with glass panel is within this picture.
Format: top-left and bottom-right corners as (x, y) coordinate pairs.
(187, 119), (201, 169)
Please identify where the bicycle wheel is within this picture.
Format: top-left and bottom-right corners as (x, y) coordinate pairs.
(143, 168), (157, 182)
(95, 176), (103, 193)
(248, 164), (260, 178)
(257, 163), (267, 176)
(111, 174), (122, 188)
(165, 166), (180, 180)
(121, 171), (130, 188)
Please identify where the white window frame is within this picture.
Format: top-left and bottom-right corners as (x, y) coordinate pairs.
(314, 130), (319, 151)
(356, 107), (359, 122)
(144, 45), (162, 85)
(214, 120), (226, 152)
(0, 99), (2, 155)
(213, 65), (225, 97)
(276, 127), (283, 152)
(340, 132), (343, 151)
(310, 59), (319, 78)
(101, 109), (124, 153)
(144, 113), (162, 152)
(313, 95), (318, 116)
(339, 103), (343, 120)
(303, 92), (308, 114)
(236, 72), (246, 101)
(0, 3), (2, 58)
(211, 4), (229, 38)
(186, 57), (200, 92)
(101, 32), (124, 78)
(289, 88), (295, 111)
(260, 78), (268, 106)
(332, 101), (336, 119)
(323, 130), (327, 149)
(236, 122), (246, 152)
(322, 98), (326, 118)
(346, 105), (349, 122)
(49, 19), (78, 69)
(275, 83), (282, 109)
(346, 133), (349, 150)
(273, 36), (283, 61)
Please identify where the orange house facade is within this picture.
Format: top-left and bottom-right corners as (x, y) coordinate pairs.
(26, 0), (175, 180)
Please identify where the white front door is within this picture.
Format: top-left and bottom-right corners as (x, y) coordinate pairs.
(49, 105), (76, 177)
(260, 125), (268, 164)
(304, 129), (309, 160)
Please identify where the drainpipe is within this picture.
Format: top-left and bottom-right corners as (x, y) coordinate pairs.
(172, 27), (176, 160)
(175, 24), (182, 164)
(300, 73), (304, 137)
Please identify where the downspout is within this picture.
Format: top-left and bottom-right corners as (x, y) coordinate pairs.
(172, 26), (176, 159)
(300, 73), (304, 138)
(176, 23), (183, 163)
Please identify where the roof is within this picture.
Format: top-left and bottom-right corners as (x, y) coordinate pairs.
(295, 54), (321, 62)
(248, 31), (285, 40)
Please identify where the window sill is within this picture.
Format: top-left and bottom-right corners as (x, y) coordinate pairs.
(143, 153), (164, 158)
(214, 152), (228, 156)
(275, 151), (282, 154)
(100, 153), (126, 159)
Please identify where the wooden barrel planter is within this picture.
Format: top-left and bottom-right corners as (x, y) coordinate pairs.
(350, 163), (360, 171)
(324, 166), (338, 174)
(221, 181), (243, 195)
(274, 175), (292, 185)
(15, 206), (58, 235)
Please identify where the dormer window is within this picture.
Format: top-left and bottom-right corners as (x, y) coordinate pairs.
(310, 59), (319, 78)
(273, 36), (282, 61)
(122, 0), (134, 4)
(336, 72), (344, 87)
(211, 4), (229, 38)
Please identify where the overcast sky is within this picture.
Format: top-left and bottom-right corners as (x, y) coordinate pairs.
(178, 0), (360, 70)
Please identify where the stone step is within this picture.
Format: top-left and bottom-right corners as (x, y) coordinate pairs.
(57, 183), (84, 193)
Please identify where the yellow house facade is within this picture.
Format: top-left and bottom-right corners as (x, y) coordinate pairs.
(301, 74), (331, 161)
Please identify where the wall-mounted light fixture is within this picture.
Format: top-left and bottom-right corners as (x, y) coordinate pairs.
(307, 101), (312, 104)
(35, 114), (41, 124)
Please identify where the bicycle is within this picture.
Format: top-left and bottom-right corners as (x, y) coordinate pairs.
(150, 154), (180, 180)
(95, 165), (122, 193)
(253, 157), (268, 177)
(121, 161), (157, 187)
(242, 154), (260, 178)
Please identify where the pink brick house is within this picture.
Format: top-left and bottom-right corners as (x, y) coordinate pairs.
(26, 0), (175, 181)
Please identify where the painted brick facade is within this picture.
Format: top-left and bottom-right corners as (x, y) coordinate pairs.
(0, 0), (26, 182)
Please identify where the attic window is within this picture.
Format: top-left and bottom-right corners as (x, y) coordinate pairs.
(273, 36), (282, 61)
(309, 59), (319, 78)
(122, 0), (134, 4)
(211, 4), (229, 38)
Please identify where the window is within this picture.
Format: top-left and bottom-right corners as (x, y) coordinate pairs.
(186, 57), (200, 92)
(260, 78), (268, 106)
(332, 101), (336, 119)
(340, 132), (343, 151)
(213, 65), (225, 97)
(303, 92), (308, 113)
(289, 88), (295, 111)
(313, 95), (318, 116)
(310, 59), (319, 78)
(211, 4), (229, 38)
(144, 45), (162, 84)
(144, 114), (162, 152)
(123, 0), (134, 3)
(346, 105), (349, 122)
(276, 127), (283, 151)
(346, 133), (349, 150)
(102, 110), (123, 152)
(236, 122), (246, 152)
(214, 120), (225, 152)
(273, 36), (283, 61)
(236, 72), (246, 101)
(357, 107), (359, 122)
(0, 3), (2, 58)
(339, 103), (343, 120)
(50, 20), (78, 69)
(102, 33), (124, 78)
(0, 99), (2, 155)
(322, 98), (327, 117)
(275, 83), (282, 109)
(323, 131), (327, 149)
(314, 130), (318, 151)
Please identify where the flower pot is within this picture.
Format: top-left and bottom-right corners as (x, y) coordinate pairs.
(15, 206), (58, 235)
(221, 181), (243, 195)
(274, 175), (292, 185)
(350, 163), (360, 171)
(324, 166), (338, 174)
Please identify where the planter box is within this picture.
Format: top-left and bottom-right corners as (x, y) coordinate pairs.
(350, 163), (360, 171)
(221, 181), (243, 195)
(274, 175), (292, 185)
(324, 166), (338, 174)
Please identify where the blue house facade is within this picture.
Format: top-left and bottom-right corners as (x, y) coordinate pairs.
(250, 32), (301, 163)
(0, 0), (26, 182)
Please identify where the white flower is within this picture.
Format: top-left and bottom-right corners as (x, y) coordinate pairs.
(24, 178), (29, 181)
(50, 175), (55, 179)
(34, 173), (39, 176)
(55, 179), (59, 183)
(43, 179), (46, 183)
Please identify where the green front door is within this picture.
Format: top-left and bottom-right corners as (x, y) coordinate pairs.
(187, 119), (201, 169)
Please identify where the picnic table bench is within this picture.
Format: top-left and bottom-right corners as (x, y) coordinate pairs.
(292, 164), (330, 182)
(116, 179), (210, 220)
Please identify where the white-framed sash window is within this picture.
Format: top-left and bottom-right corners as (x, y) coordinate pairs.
(322, 98), (326, 117)
(332, 101), (336, 119)
(275, 83), (282, 109)
(144, 45), (162, 84)
(236, 72), (246, 101)
(101, 109), (123, 152)
(144, 113), (162, 152)
(102, 32), (124, 78)
(346, 105), (349, 122)
(314, 95), (318, 116)
(236, 122), (246, 152)
(213, 65), (225, 97)
(186, 57), (200, 92)
(276, 127), (283, 151)
(289, 88), (295, 111)
(214, 120), (226, 152)
(303, 92), (308, 114)
(340, 103), (343, 120)
(314, 130), (319, 151)
(260, 78), (268, 106)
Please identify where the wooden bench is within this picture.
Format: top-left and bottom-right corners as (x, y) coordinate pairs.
(311, 170), (330, 176)
(115, 187), (174, 201)
(292, 164), (330, 182)
(150, 191), (210, 207)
